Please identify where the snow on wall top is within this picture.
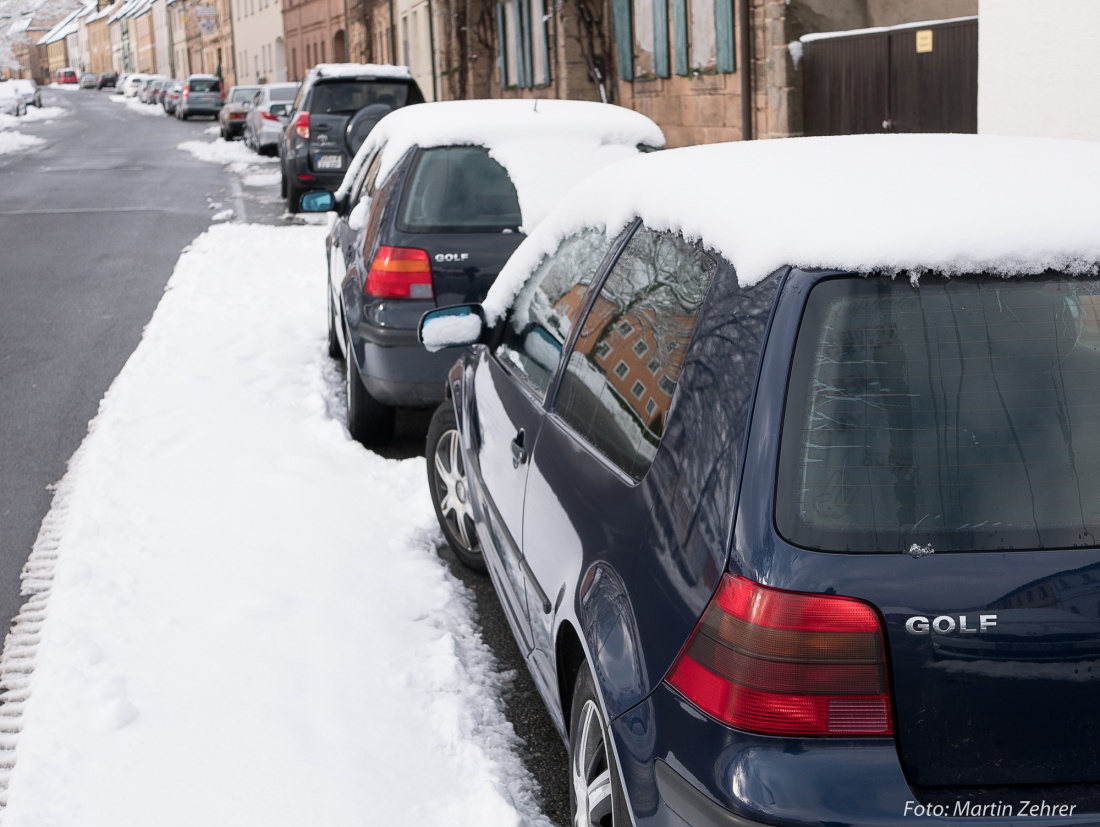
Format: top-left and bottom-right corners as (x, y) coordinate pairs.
(312, 62), (413, 80)
(482, 133), (1100, 322)
(336, 99), (665, 233)
(799, 15), (977, 43)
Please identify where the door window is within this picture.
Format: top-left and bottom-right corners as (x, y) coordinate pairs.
(554, 228), (716, 480)
(495, 229), (620, 400)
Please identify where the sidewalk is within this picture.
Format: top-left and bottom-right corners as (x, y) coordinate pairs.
(0, 223), (552, 827)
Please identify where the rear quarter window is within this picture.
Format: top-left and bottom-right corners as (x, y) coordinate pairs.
(777, 275), (1100, 553)
(554, 228), (716, 480)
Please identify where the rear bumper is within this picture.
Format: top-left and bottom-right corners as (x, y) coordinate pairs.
(612, 684), (1099, 827)
(349, 321), (463, 408)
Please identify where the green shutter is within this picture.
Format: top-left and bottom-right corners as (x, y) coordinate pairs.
(514, 0), (528, 87)
(519, 0), (533, 87)
(496, 3), (508, 87)
(672, 0), (688, 75)
(612, 0), (633, 81)
(653, 0), (670, 77)
(716, 0), (735, 73)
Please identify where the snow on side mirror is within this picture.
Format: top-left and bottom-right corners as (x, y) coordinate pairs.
(419, 305), (486, 353)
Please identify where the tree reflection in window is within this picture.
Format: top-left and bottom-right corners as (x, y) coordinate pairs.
(555, 228), (716, 480)
(496, 228), (619, 400)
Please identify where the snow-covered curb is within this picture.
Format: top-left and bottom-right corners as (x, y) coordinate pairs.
(0, 224), (552, 827)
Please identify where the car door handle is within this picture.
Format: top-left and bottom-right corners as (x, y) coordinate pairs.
(511, 430), (527, 468)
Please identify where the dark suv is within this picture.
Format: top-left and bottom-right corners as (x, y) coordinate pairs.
(278, 63), (423, 213)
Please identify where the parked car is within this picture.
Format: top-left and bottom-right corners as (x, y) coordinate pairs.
(279, 62), (424, 213)
(9, 78), (41, 108)
(79, 72), (97, 89)
(162, 80), (183, 115)
(96, 71), (118, 89)
(175, 74), (223, 120)
(242, 82), (299, 156)
(300, 99), (664, 446)
(417, 133), (1100, 827)
(138, 75), (166, 103)
(55, 67), (78, 85)
(0, 82), (27, 116)
(217, 84), (261, 140)
(121, 73), (147, 97)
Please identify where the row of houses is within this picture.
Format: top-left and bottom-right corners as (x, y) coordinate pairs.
(2, 0), (1099, 147)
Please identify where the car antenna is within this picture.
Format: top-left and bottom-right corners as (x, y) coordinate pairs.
(534, 98), (539, 113)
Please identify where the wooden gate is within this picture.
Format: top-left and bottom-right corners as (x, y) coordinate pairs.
(802, 17), (977, 137)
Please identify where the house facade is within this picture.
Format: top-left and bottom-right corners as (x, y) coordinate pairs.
(978, 0), (1100, 142)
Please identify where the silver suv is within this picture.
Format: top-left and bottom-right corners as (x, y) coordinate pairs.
(176, 74), (224, 121)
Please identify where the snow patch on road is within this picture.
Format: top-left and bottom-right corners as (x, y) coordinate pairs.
(0, 131), (43, 154)
(0, 224), (553, 827)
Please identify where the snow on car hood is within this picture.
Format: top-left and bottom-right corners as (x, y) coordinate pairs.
(336, 99), (666, 233)
(482, 133), (1100, 322)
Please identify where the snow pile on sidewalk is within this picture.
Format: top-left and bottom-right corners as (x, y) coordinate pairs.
(109, 94), (167, 117)
(0, 224), (553, 827)
(178, 138), (279, 179)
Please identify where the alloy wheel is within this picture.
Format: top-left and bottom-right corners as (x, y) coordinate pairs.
(571, 699), (614, 827)
(432, 428), (476, 552)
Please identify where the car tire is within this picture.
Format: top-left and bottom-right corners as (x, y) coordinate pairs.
(569, 666), (629, 827)
(219, 125), (228, 140)
(426, 402), (485, 572)
(345, 346), (395, 446)
(286, 178), (303, 214)
(326, 288), (342, 360)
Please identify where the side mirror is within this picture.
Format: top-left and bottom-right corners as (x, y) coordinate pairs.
(300, 191), (336, 212)
(270, 103), (286, 117)
(418, 304), (487, 352)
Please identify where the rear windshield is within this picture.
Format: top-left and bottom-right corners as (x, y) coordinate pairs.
(229, 87), (258, 103)
(309, 81), (409, 115)
(270, 86), (297, 102)
(189, 78), (221, 93)
(399, 146), (522, 233)
(777, 275), (1100, 553)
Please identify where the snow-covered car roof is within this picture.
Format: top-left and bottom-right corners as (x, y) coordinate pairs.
(311, 62), (413, 81)
(336, 99), (666, 233)
(482, 133), (1100, 321)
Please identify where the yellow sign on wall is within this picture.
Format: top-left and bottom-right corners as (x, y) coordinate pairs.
(916, 30), (934, 53)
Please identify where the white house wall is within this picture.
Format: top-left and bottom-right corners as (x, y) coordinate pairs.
(233, 0), (287, 83)
(978, 0), (1100, 141)
(396, 0), (435, 100)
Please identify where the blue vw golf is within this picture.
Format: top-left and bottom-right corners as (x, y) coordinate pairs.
(421, 134), (1100, 827)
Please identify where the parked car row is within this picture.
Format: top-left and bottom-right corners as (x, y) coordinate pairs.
(289, 59), (1100, 827)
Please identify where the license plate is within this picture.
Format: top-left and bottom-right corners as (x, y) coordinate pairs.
(315, 154), (343, 170)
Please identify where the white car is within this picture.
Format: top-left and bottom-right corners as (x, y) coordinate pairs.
(0, 82), (27, 116)
(121, 73), (148, 97)
(10, 79), (41, 108)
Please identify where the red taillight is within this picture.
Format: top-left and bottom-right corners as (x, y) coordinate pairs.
(183, 87), (190, 98)
(293, 111), (310, 140)
(261, 110), (279, 121)
(666, 575), (893, 737)
(365, 247), (433, 299)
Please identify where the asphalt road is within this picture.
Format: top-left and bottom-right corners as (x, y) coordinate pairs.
(0, 88), (570, 823)
(0, 88), (229, 633)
